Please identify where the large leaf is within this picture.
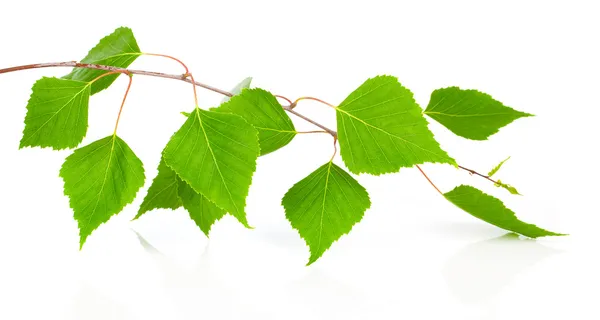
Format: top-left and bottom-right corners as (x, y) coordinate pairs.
(444, 185), (562, 238)
(63, 27), (141, 95)
(221, 77), (252, 103)
(336, 75), (455, 175)
(60, 135), (145, 247)
(163, 108), (260, 228)
(424, 87), (533, 140)
(282, 162), (371, 265)
(216, 88), (296, 155)
(20, 77), (91, 150)
(135, 158), (182, 219)
(178, 179), (227, 236)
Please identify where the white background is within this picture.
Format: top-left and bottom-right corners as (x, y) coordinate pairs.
(0, 0), (598, 319)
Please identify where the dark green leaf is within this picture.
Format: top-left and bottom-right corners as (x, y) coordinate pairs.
(63, 27), (141, 95)
(135, 158), (182, 219)
(282, 162), (371, 265)
(20, 77), (91, 150)
(425, 87), (533, 140)
(60, 135), (145, 247)
(215, 88), (296, 155)
(336, 75), (455, 175)
(444, 185), (563, 238)
(178, 179), (226, 236)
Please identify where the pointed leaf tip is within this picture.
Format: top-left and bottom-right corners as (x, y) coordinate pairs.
(283, 162), (371, 265)
(425, 87), (532, 140)
(444, 185), (563, 238)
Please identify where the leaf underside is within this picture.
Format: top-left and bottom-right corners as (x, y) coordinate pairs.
(136, 158), (182, 218)
(215, 88), (296, 155)
(63, 27), (141, 95)
(20, 77), (91, 150)
(336, 75), (455, 175)
(444, 185), (562, 238)
(221, 77), (252, 103)
(425, 87), (533, 140)
(60, 135), (145, 247)
(163, 108), (260, 228)
(136, 158), (226, 236)
(282, 162), (371, 265)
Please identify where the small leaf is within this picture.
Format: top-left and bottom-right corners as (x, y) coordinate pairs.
(282, 162), (371, 265)
(221, 77), (252, 103)
(178, 178), (226, 236)
(425, 87), (533, 140)
(488, 156), (511, 177)
(495, 180), (520, 195)
(163, 108), (259, 228)
(444, 185), (563, 238)
(135, 158), (182, 219)
(336, 75), (455, 175)
(63, 27), (141, 95)
(215, 88), (296, 155)
(20, 77), (91, 150)
(60, 136), (145, 247)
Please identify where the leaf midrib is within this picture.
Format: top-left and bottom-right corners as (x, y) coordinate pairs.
(194, 108), (241, 216)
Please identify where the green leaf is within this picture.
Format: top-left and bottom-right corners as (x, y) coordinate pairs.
(63, 27), (141, 95)
(488, 156), (511, 177)
(60, 135), (145, 247)
(135, 158), (182, 219)
(215, 88), (296, 155)
(282, 162), (371, 265)
(336, 75), (455, 175)
(495, 180), (520, 195)
(134, 157), (226, 236)
(444, 185), (563, 238)
(178, 178), (227, 236)
(221, 77), (252, 103)
(424, 87), (533, 140)
(20, 77), (91, 150)
(163, 108), (260, 228)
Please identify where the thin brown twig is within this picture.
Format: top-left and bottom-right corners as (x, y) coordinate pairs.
(292, 96), (337, 109)
(458, 165), (499, 184)
(415, 165), (443, 195)
(142, 53), (190, 74)
(296, 130), (330, 135)
(113, 74), (134, 135)
(330, 136), (338, 162)
(0, 61), (338, 135)
(275, 95), (293, 105)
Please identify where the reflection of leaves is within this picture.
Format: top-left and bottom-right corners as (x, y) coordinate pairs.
(443, 233), (560, 304)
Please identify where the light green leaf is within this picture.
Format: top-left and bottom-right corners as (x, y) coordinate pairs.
(178, 178), (227, 236)
(60, 135), (145, 247)
(488, 156), (511, 177)
(163, 108), (260, 228)
(282, 162), (371, 265)
(221, 77), (252, 103)
(215, 88), (296, 155)
(336, 75), (455, 175)
(495, 180), (520, 195)
(135, 158), (182, 219)
(444, 185), (563, 238)
(63, 27), (141, 95)
(424, 87), (533, 140)
(20, 77), (91, 150)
